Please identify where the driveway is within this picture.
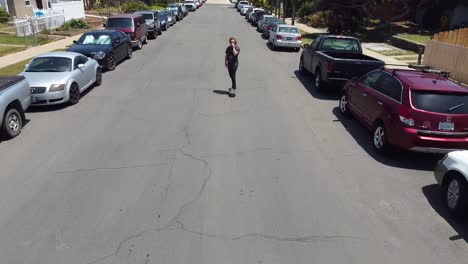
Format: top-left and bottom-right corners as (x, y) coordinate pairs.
(0, 3), (467, 264)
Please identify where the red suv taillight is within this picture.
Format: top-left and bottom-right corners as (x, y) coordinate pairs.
(327, 62), (334, 73)
(276, 35), (283, 40)
(398, 105), (415, 127)
(296, 36), (302, 40)
(267, 25), (273, 30)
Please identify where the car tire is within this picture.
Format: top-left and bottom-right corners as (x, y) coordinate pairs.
(372, 122), (389, 153)
(126, 45), (132, 59)
(69, 83), (80, 105)
(444, 173), (468, 216)
(158, 28), (162, 35)
(339, 93), (351, 116)
(314, 69), (325, 91)
(2, 108), (22, 138)
(95, 67), (102, 86)
(106, 53), (116, 71)
(149, 31), (156, 39)
(143, 36), (148, 44)
(137, 40), (143, 50)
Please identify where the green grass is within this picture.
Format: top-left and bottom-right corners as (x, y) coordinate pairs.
(0, 46), (25, 57)
(0, 33), (51, 46)
(378, 49), (417, 57)
(396, 33), (431, 44)
(0, 58), (31, 76)
(149, 5), (166, 10)
(299, 29), (318, 44)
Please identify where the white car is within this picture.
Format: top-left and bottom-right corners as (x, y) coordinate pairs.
(240, 5), (252, 15)
(268, 25), (302, 51)
(248, 8), (264, 21)
(435, 151), (468, 216)
(237, 1), (249, 11)
(184, 0), (197, 9)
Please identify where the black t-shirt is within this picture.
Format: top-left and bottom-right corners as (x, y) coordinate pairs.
(225, 45), (240, 65)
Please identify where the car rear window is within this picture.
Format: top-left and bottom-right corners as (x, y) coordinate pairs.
(412, 91), (468, 114)
(107, 18), (133, 29)
(278, 27), (299, 33)
(320, 38), (360, 52)
(141, 13), (153, 20)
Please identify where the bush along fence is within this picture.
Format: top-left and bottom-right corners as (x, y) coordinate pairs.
(424, 30), (468, 84)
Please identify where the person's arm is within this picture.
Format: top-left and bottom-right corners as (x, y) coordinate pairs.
(225, 54), (228, 67)
(232, 45), (239, 56)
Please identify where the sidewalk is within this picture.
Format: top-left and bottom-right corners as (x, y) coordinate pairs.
(0, 35), (80, 69)
(284, 18), (408, 66)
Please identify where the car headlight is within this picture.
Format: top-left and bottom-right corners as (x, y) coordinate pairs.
(49, 84), (65, 92)
(93, 51), (106, 60)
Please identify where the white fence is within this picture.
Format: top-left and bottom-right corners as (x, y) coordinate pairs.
(13, 14), (66, 37)
(50, 1), (85, 21)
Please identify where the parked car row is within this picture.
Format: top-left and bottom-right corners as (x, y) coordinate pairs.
(233, 1), (302, 52)
(0, 3), (203, 138)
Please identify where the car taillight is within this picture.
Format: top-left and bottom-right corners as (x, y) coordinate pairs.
(296, 36), (302, 40)
(267, 25), (272, 30)
(398, 105), (415, 126)
(327, 62), (334, 73)
(276, 35), (283, 40)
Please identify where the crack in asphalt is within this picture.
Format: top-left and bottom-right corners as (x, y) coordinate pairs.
(56, 163), (168, 174)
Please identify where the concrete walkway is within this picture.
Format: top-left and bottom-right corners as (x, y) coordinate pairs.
(284, 18), (408, 66)
(0, 35), (80, 69)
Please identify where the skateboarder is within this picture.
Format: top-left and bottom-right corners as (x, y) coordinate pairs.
(225, 37), (240, 96)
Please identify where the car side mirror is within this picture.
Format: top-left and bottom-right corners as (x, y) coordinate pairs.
(114, 39), (120, 44)
(137, 23), (141, 27)
(302, 43), (310, 49)
(78, 64), (85, 69)
(103, 23), (106, 27)
(73, 40), (78, 44)
(24, 64), (29, 68)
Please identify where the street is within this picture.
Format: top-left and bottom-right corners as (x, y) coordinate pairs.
(1, 2), (468, 263)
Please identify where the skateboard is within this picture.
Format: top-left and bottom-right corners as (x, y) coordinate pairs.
(228, 89), (236, 97)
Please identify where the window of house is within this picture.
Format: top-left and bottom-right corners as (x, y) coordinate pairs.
(25, 0), (31, 6)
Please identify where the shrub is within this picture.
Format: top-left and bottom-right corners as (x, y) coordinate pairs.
(0, 7), (9, 24)
(122, 0), (149, 13)
(298, 1), (317, 18)
(58, 19), (89, 31)
(306, 11), (331, 28)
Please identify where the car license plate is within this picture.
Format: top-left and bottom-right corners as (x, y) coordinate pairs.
(31, 97), (36, 103)
(439, 121), (454, 131)
(287, 37), (293, 41)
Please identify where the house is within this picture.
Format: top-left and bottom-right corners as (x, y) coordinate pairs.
(5, 0), (84, 20)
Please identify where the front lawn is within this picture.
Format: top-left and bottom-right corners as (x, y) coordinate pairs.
(0, 58), (31, 76)
(0, 33), (51, 46)
(0, 46), (25, 57)
(395, 33), (431, 44)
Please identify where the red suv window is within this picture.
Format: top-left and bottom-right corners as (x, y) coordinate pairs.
(374, 74), (402, 102)
(412, 91), (468, 114)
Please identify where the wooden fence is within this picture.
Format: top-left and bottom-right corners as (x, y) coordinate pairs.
(423, 40), (468, 84)
(432, 28), (468, 47)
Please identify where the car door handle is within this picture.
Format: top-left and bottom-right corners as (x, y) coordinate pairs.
(377, 101), (383, 105)
(362, 93), (367, 97)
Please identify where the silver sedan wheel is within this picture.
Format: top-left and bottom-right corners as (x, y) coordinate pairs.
(373, 127), (385, 149)
(340, 95), (348, 113)
(447, 179), (460, 209)
(8, 113), (20, 133)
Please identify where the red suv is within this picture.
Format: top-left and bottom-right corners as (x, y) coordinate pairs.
(339, 68), (468, 153)
(105, 14), (147, 50)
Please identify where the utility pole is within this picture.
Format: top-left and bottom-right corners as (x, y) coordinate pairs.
(292, 0), (295, 25)
(275, 0), (279, 18)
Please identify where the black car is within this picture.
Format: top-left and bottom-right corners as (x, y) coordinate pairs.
(158, 11), (169, 31)
(67, 30), (132, 71)
(167, 4), (184, 21)
(252, 11), (270, 26)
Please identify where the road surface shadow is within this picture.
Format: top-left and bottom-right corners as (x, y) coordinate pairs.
(422, 184), (468, 243)
(293, 70), (341, 101)
(266, 42), (300, 53)
(332, 107), (442, 171)
(213, 89), (229, 95)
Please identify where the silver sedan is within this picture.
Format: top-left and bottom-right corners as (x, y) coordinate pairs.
(21, 51), (102, 106)
(268, 25), (302, 51)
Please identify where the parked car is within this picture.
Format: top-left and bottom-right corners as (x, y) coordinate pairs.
(105, 14), (147, 50)
(194, 0), (202, 7)
(435, 151), (468, 216)
(157, 11), (169, 30)
(0, 76), (31, 138)
(299, 35), (384, 91)
(185, 0), (198, 10)
(21, 52), (102, 106)
(178, 3), (189, 16)
(167, 4), (184, 21)
(159, 10), (176, 26)
(268, 25), (302, 51)
(135, 10), (161, 39)
(339, 67), (468, 153)
(248, 8), (265, 21)
(262, 19), (286, 39)
(237, 1), (249, 11)
(68, 30), (132, 71)
(250, 10), (269, 25)
(258, 14), (275, 31)
(240, 5), (252, 15)
(184, 3), (197, 11)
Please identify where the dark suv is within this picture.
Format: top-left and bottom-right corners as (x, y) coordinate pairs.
(135, 10), (162, 39)
(339, 67), (468, 153)
(105, 14), (147, 50)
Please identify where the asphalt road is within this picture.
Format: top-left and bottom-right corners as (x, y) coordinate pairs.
(1, 2), (468, 264)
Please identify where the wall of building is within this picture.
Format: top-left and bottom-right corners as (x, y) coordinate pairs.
(50, 0), (84, 20)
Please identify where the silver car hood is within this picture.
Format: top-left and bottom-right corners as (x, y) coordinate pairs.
(21, 72), (71, 86)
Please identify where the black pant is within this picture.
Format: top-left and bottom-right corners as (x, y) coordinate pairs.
(228, 63), (238, 90)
